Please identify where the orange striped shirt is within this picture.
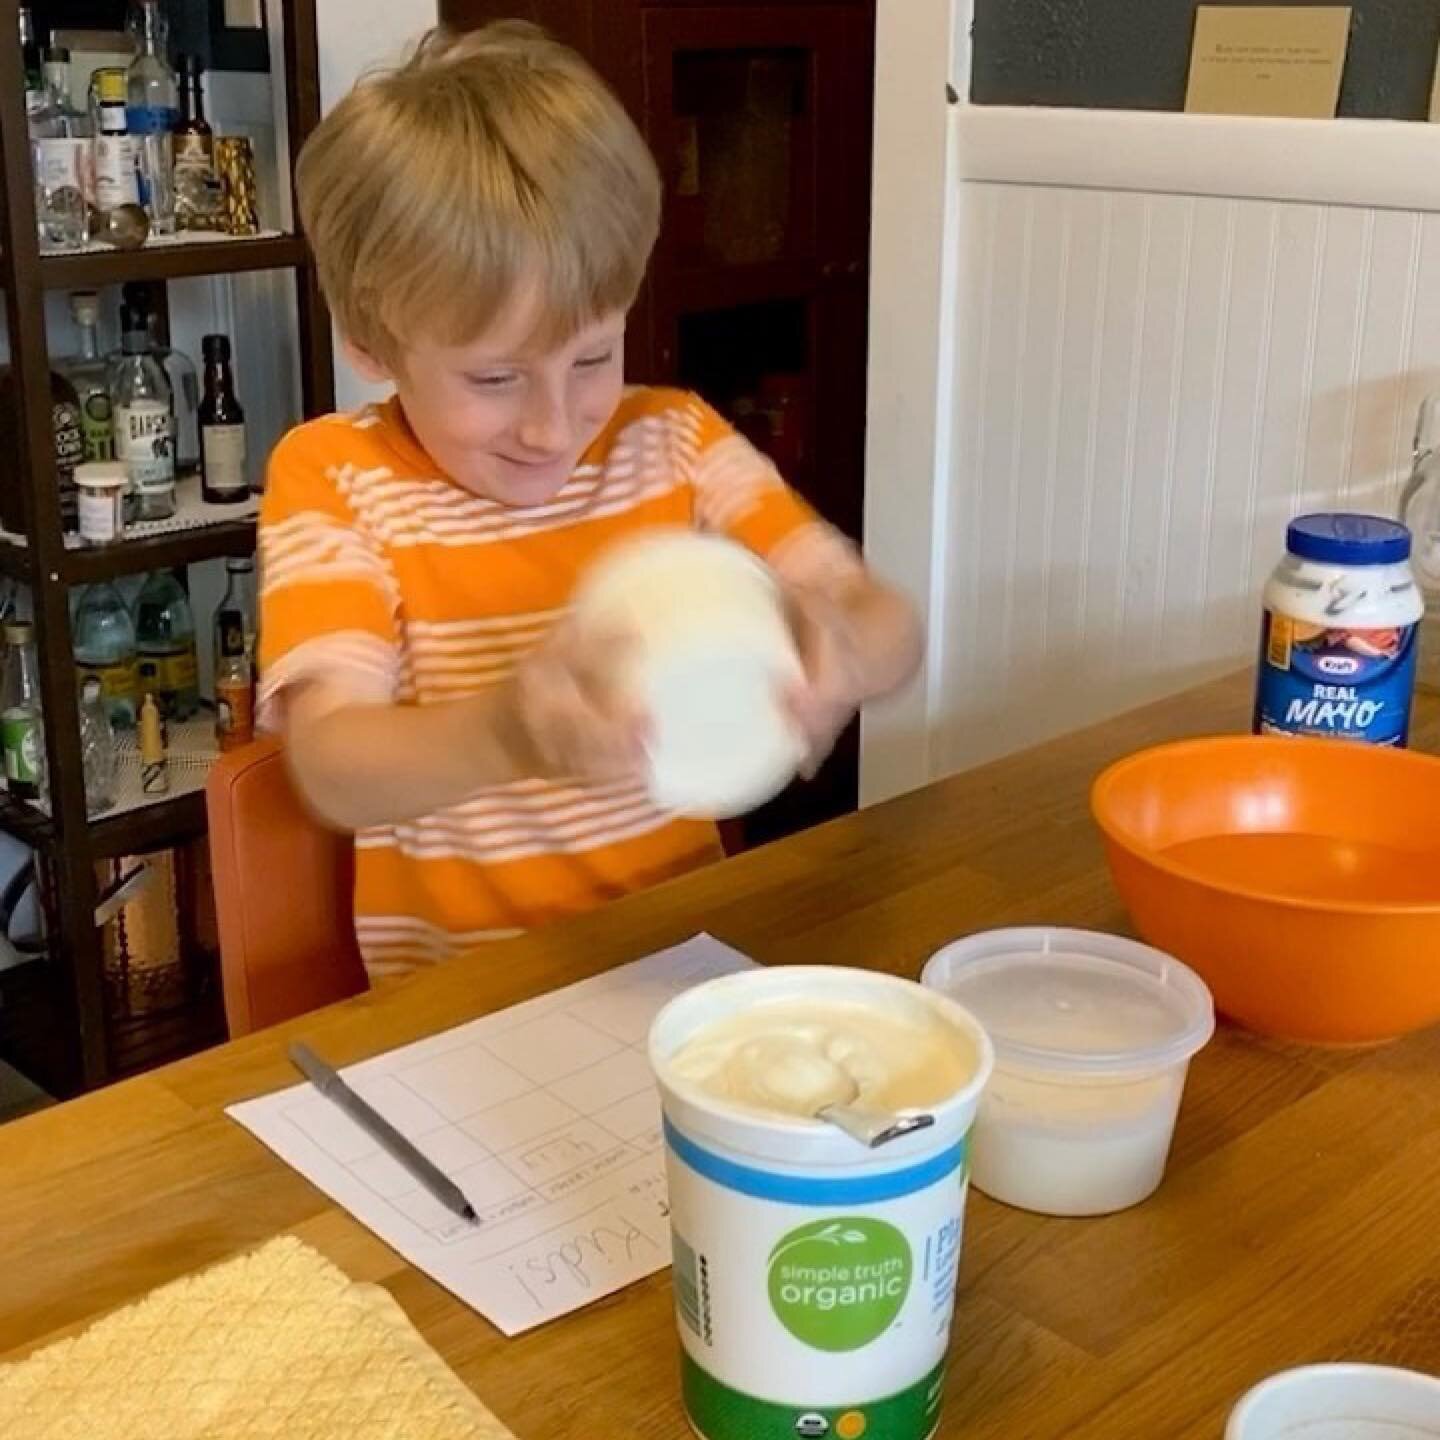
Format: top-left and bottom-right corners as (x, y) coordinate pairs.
(258, 387), (859, 976)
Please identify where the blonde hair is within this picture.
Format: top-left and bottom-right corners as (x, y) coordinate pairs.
(296, 22), (661, 366)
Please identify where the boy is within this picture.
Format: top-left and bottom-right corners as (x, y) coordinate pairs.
(260, 23), (921, 978)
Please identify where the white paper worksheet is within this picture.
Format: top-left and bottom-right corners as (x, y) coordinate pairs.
(227, 934), (754, 1335)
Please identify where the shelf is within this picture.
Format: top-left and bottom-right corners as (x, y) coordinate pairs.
(32, 232), (309, 289)
(0, 790), (53, 847)
(63, 514), (256, 584)
(0, 542), (31, 582)
(0, 479), (258, 585)
(0, 713), (222, 857)
(89, 711), (222, 858)
(89, 791), (209, 859)
(108, 978), (225, 1078)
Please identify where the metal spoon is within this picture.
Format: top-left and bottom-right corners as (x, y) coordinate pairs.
(816, 1098), (935, 1149)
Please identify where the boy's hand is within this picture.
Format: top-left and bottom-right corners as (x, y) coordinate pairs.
(784, 583), (868, 778)
(781, 570), (924, 778)
(503, 619), (649, 784)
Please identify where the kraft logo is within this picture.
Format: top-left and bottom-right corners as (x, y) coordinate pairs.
(1317, 655), (1361, 676)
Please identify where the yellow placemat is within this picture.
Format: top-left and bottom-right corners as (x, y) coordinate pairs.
(0, 1236), (514, 1439)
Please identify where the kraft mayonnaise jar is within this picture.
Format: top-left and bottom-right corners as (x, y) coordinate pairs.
(1254, 514), (1423, 747)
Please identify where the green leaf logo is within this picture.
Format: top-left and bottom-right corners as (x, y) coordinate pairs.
(767, 1217), (912, 1352)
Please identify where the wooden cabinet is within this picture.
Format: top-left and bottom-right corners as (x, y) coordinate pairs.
(442, 0), (876, 842)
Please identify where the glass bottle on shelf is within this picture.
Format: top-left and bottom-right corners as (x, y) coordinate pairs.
(78, 676), (117, 815)
(200, 335), (248, 503)
(214, 610), (254, 752)
(18, 9), (43, 102)
(60, 292), (115, 462)
(31, 46), (91, 251)
(117, 283), (200, 477)
(134, 570), (199, 721)
(1, 621), (46, 803)
(74, 581), (139, 729)
(112, 302), (177, 522)
(174, 54), (218, 232)
(42, 48), (90, 138)
(92, 66), (141, 217)
(20, 7), (45, 245)
(214, 556), (257, 667)
(126, 0), (178, 236)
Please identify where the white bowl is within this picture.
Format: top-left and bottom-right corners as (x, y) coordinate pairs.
(1227, 1363), (1440, 1438)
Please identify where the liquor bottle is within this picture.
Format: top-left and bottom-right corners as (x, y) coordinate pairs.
(126, 0), (178, 235)
(92, 66), (141, 216)
(174, 54), (217, 232)
(60, 292), (115, 462)
(42, 48), (88, 136)
(134, 570), (199, 721)
(78, 676), (117, 815)
(214, 556), (257, 667)
(199, 335), (248, 503)
(112, 303), (176, 521)
(0, 366), (84, 534)
(1, 622), (45, 802)
(19, 9), (44, 120)
(118, 283), (200, 476)
(214, 610), (254, 751)
(31, 46), (91, 249)
(74, 581), (139, 729)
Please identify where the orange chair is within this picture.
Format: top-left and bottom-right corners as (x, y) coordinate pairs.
(206, 735), (368, 1037)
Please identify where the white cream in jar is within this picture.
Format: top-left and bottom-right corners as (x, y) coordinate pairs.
(665, 997), (977, 1119)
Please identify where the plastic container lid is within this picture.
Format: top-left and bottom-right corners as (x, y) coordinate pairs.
(1286, 512), (1412, 567)
(920, 927), (1215, 1076)
(75, 461), (128, 489)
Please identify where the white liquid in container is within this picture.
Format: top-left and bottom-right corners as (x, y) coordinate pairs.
(922, 928), (1214, 1217)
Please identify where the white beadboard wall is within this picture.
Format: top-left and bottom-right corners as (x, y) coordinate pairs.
(933, 183), (1440, 777)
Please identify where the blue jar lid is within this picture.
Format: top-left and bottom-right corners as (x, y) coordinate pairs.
(1286, 513), (1412, 566)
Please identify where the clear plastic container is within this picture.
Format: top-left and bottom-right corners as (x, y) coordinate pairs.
(921, 928), (1215, 1217)
(1227, 1364), (1440, 1439)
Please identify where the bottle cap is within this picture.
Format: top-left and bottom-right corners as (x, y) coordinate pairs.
(119, 304), (149, 349)
(1286, 513), (1413, 567)
(4, 621), (34, 645)
(202, 334), (232, 363)
(44, 44), (70, 64)
(75, 461), (129, 490)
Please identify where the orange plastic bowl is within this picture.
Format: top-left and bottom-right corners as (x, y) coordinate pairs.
(1091, 736), (1440, 1044)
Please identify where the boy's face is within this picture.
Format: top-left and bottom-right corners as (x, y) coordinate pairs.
(348, 289), (627, 508)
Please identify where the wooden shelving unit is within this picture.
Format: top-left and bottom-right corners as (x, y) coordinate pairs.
(0, 0), (334, 1097)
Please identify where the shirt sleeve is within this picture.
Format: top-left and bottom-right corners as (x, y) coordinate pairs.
(686, 395), (864, 591)
(256, 423), (402, 730)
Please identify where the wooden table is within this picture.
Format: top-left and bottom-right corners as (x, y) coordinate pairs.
(3, 673), (1439, 1438)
